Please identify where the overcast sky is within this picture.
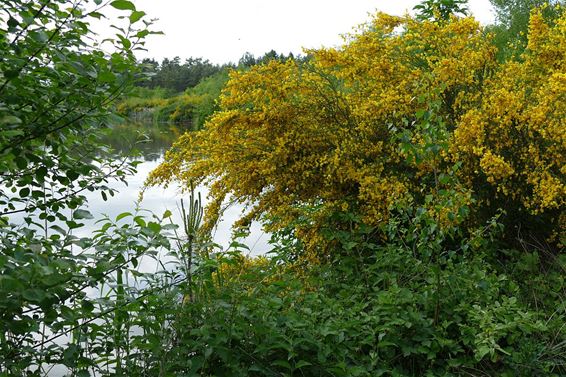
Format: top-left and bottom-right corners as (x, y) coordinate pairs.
(129, 0), (496, 64)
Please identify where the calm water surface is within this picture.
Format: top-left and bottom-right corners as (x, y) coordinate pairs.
(83, 122), (270, 257)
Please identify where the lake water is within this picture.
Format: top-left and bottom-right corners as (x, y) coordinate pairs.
(80, 122), (271, 258)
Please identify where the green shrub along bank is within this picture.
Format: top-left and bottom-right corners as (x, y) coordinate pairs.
(116, 70), (229, 130)
(114, 203), (565, 376)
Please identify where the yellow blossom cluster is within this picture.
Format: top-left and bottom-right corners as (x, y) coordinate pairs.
(215, 254), (271, 285)
(451, 10), (565, 239)
(148, 11), (565, 251)
(479, 151), (515, 186)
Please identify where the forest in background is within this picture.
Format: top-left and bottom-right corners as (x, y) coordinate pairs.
(1, 0), (565, 376)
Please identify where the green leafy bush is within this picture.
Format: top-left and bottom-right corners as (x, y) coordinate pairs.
(143, 208), (563, 376)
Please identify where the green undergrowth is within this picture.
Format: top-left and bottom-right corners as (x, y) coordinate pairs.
(116, 203), (565, 377)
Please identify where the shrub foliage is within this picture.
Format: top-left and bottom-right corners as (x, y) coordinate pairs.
(149, 11), (565, 251)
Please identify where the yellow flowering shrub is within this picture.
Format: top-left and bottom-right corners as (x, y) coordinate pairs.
(148, 11), (565, 252)
(451, 9), (565, 241)
(215, 254), (271, 285)
(479, 151), (515, 186)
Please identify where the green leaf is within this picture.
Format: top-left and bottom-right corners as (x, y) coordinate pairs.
(88, 11), (104, 19)
(135, 30), (150, 38)
(19, 187), (30, 198)
(62, 344), (80, 365)
(74, 209), (93, 220)
(147, 221), (161, 233)
(129, 10), (145, 23)
(272, 360), (292, 370)
(0, 276), (23, 291)
(81, 300), (95, 313)
(476, 345), (491, 360)
(116, 212), (132, 221)
(98, 71), (115, 83)
(29, 31), (48, 43)
(2, 129), (24, 137)
(50, 225), (67, 235)
(438, 173), (451, 185)
(15, 157), (27, 170)
(110, 0), (136, 11)
(23, 289), (46, 303)
(60, 306), (76, 321)
(35, 166), (48, 181)
(0, 115), (22, 126)
(296, 360), (312, 369)
(66, 169), (80, 180)
(118, 34), (131, 49)
(66, 220), (83, 229)
(7, 17), (19, 28)
(134, 216), (146, 227)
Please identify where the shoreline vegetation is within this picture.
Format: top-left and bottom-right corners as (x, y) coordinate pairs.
(115, 51), (296, 130)
(1, 0), (565, 376)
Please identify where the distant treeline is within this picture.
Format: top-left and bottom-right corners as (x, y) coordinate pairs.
(137, 50), (298, 93)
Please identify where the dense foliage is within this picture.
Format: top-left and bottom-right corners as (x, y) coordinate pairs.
(488, 0), (565, 59)
(116, 69), (229, 129)
(0, 0), (173, 375)
(153, 219), (564, 376)
(137, 57), (222, 93)
(143, 6), (565, 376)
(133, 51), (297, 94)
(149, 11), (564, 251)
(2, 0), (565, 376)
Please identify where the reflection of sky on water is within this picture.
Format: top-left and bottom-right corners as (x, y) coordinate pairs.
(81, 123), (271, 258)
(77, 158), (270, 259)
(6, 122), (270, 271)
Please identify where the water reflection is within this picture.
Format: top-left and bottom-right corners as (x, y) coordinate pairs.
(102, 121), (186, 161)
(91, 122), (270, 255)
